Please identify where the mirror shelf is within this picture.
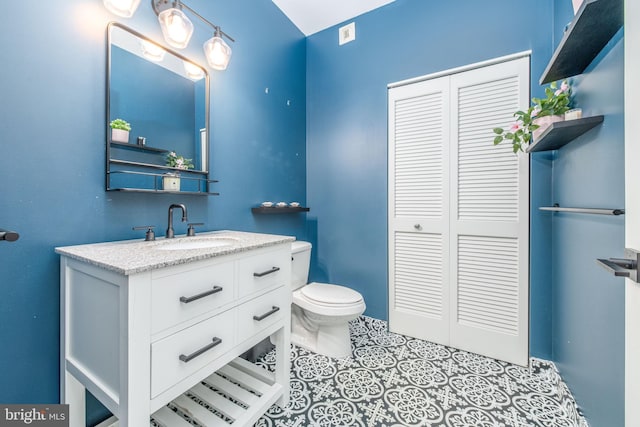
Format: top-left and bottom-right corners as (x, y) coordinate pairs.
(107, 169), (219, 196)
(109, 189), (219, 196)
(110, 141), (169, 154)
(109, 159), (209, 175)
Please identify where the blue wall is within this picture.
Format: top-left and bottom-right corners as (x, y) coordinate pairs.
(0, 0), (305, 424)
(549, 4), (625, 427)
(305, 0), (555, 356)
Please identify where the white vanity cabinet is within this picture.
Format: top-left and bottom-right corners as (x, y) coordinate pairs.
(57, 231), (293, 427)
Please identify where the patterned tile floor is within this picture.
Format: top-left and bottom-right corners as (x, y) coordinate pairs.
(255, 316), (588, 427)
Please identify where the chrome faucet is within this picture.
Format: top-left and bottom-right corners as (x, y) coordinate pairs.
(166, 203), (188, 238)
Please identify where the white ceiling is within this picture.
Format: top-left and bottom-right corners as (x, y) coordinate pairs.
(272, 0), (396, 36)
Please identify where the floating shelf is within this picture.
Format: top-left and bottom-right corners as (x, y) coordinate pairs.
(539, 206), (624, 216)
(525, 116), (604, 153)
(540, 0), (623, 84)
(110, 141), (168, 154)
(251, 206), (310, 214)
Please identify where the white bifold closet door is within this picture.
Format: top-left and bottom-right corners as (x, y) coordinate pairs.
(388, 56), (530, 366)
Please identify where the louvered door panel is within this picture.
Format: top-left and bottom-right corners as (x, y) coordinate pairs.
(457, 235), (519, 335)
(388, 78), (450, 345)
(394, 93), (444, 218)
(450, 57), (529, 366)
(458, 77), (520, 221)
(393, 232), (443, 318)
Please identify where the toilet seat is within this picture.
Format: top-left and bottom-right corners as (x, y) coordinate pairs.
(302, 283), (363, 305)
(293, 282), (365, 316)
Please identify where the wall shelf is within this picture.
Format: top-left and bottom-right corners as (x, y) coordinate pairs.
(110, 141), (168, 154)
(252, 206), (310, 214)
(539, 0), (623, 84)
(525, 115), (604, 153)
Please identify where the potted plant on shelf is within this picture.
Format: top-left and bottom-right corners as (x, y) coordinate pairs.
(493, 80), (572, 153)
(163, 151), (194, 191)
(110, 118), (132, 143)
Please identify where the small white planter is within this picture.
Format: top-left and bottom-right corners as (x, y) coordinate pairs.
(111, 128), (130, 143)
(163, 173), (180, 191)
(533, 115), (564, 140)
(564, 108), (583, 120)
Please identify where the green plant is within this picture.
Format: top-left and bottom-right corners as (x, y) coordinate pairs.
(166, 151), (194, 170)
(493, 80), (572, 153)
(109, 118), (131, 131)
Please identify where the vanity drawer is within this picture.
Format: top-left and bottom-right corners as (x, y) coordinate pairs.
(237, 286), (290, 344)
(151, 308), (236, 398)
(151, 261), (235, 334)
(237, 246), (290, 298)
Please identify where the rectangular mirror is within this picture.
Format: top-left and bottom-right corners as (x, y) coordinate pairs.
(106, 22), (213, 194)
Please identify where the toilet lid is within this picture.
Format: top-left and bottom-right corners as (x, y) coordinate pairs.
(301, 283), (363, 305)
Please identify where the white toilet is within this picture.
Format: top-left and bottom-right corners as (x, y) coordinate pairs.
(290, 241), (366, 358)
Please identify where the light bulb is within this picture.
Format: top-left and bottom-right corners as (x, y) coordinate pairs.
(158, 8), (194, 49)
(140, 40), (166, 62)
(103, 0), (141, 18)
(183, 61), (205, 81)
(203, 35), (232, 71)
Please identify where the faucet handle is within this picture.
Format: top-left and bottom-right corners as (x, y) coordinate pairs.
(133, 225), (156, 241)
(187, 223), (204, 237)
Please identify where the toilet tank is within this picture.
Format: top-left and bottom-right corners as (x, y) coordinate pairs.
(291, 241), (312, 290)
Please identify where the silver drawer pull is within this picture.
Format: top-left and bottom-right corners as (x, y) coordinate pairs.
(180, 286), (223, 304)
(253, 266), (280, 277)
(179, 337), (222, 363)
(253, 306), (280, 321)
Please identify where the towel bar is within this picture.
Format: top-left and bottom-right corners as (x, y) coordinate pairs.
(539, 206), (624, 216)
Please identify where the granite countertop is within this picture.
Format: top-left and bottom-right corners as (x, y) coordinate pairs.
(55, 230), (295, 276)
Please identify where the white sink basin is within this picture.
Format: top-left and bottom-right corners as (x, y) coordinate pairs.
(155, 237), (237, 251)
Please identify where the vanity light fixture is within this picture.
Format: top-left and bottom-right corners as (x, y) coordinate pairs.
(104, 0), (141, 17)
(152, 0), (234, 70)
(140, 39), (166, 62)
